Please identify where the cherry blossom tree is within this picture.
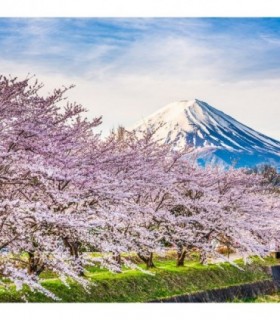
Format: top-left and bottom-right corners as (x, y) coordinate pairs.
(166, 165), (280, 266)
(0, 76), (105, 298)
(0, 75), (279, 301)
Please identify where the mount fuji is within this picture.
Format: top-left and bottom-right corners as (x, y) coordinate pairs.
(133, 99), (280, 170)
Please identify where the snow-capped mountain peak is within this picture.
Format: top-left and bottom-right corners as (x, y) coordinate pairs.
(133, 99), (280, 169)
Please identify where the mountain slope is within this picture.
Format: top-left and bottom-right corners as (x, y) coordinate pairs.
(133, 99), (280, 169)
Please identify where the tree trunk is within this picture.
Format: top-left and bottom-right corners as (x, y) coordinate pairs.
(27, 251), (45, 276)
(176, 248), (187, 267)
(227, 245), (230, 259)
(146, 253), (155, 268)
(137, 252), (155, 269)
(63, 238), (84, 276)
(199, 251), (207, 265)
(63, 238), (80, 258)
(113, 253), (122, 265)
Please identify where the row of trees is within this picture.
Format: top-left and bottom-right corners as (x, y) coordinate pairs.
(250, 164), (280, 187)
(0, 76), (279, 299)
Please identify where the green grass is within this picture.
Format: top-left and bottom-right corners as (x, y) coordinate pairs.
(233, 291), (280, 302)
(0, 255), (277, 303)
(245, 292), (280, 302)
(234, 294), (280, 302)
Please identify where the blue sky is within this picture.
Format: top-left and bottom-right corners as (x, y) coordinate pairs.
(0, 18), (280, 138)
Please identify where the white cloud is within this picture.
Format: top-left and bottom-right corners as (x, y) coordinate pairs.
(0, 19), (280, 140)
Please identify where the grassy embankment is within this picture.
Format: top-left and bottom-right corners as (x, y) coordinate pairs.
(0, 254), (277, 302)
(235, 293), (280, 302)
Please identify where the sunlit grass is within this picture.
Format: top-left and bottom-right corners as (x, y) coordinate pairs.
(0, 254), (277, 302)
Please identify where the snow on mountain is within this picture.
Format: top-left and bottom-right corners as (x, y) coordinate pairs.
(133, 99), (280, 169)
